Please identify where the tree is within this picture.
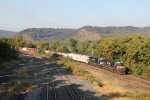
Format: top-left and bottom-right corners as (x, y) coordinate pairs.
(50, 40), (69, 52)
(68, 38), (78, 52)
(0, 39), (18, 62)
(26, 42), (36, 48)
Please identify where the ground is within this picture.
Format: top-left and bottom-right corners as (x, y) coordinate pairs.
(75, 63), (150, 100)
(1, 54), (149, 100)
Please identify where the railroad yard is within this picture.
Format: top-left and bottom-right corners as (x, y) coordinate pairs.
(23, 55), (150, 100)
(1, 54), (150, 100)
(24, 58), (98, 100)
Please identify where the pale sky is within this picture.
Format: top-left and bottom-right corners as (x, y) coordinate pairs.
(0, 0), (150, 31)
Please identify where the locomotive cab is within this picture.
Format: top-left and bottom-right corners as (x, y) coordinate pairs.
(115, 62), (126, 75)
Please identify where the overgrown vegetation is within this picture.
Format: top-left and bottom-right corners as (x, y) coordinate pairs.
(75, 35), (150, 80)
(0, 38), (18, 62)
(0, 68), (32, 100)
(0, 36), (37, 68)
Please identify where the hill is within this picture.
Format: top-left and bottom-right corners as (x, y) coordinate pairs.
(19, 28), (77, 42)
(18, 26), (150, 42)
(0, 30), (17, 38)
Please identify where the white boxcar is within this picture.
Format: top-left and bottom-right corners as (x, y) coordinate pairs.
(57, 52), (69, 57)
(68, 53), (90, 64)
(57, 52), (90, 64)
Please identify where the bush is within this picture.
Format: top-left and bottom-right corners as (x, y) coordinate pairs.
(50, 53), (60, 61)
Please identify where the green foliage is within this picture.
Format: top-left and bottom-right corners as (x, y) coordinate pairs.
(0, 36), (36, 69)
(50, 53), (60, 61)
(11, 35), (36, 48)
(41, 43), (49, 50)
(50, 40), (69, 52)
(48, 35), (150, 79)
(60, 57), (103, 87)
(37, 43), (49, 53)
(26, 42), (36, 48)
(75, 35), (150, 79)
(68, 38), (78, 52)
(0, 38), (18, 61)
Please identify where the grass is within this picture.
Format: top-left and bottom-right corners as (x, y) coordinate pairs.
(56, 56), (103, 87)
(39, 53), (150, 100)
(0, 92), (17, 100)
(0, 66), (33, 99)
(135, 93), (150, 100)
(0, 59), (22, 70)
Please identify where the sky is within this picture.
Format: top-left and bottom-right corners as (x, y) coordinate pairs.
(0, 0), (150, 31)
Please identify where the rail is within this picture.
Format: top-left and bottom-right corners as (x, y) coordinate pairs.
(55, 65), (82, 100)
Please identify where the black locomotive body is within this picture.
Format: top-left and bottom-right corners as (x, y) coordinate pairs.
(88, 57), (126, 75)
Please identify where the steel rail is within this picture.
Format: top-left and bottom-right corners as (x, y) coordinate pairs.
(55, 70), (75, 100)
(55, 65), (82, 100)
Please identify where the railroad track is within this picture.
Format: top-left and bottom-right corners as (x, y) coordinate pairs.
(54, 64), (82, 100)
(80, 62), (150, 92)
(47, 68), (57, 100)
(37, 65), (57, 100)
(120, 75), (150, 91)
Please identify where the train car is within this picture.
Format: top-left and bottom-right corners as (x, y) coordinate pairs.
(114, 62), (126, 75)
(17, 47), (36, 54)
(88, 57), (126, 75)
(57, 52), (126, 75)
(57, 52), (69, 57)
(67, 53), (90, 64)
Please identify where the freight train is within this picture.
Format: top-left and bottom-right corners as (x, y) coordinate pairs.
(57, 52), (126, 75)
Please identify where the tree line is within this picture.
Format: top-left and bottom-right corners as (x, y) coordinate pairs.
(0, 35), (150, 79)
(0, 36), (36, 62)
(45, 35), (150, 79)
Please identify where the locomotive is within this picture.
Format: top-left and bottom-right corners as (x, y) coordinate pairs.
(57, 52), (126, 75)
(88, 57), (126, 75)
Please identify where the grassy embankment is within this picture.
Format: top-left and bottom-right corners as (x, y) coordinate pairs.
(50, 53), (150, 100)
(51, 53), (103, 87)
